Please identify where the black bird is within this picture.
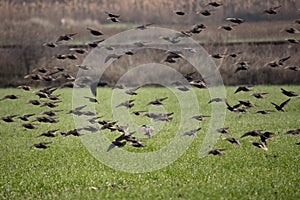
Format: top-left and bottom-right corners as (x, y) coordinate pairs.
(31, 142), (52, 149)
(131, 110), (147, 116)
(105, 11), (120, 18)
(61, 129), (82, 137)
(281, 88), (299, 97)
(177, 86), (190, 92)
(147, 97), (168, 106)
(175, 11), (185, 16)
(37, 130), (59, 137)
(135, 23), (153, 30)
(56, 33), (77, 43)
(271, 99), (291, 112)
(217, 127), (230, 134)
(87, 27), (103, 36)
(125, 87), (139, 96)
(192, 115), (210, 121)
(207, 148), (226, 156)
(190, 80), (207, 89)
(285, 28), (300, 34)
(265, 56), (291, 68)
(84, 96), (99, 103)
(108, 17), (119, 23)
(43, 42), (57, 48)
(86, 39), (105, 48)
(182, 128), (201, 137)
(285, 129), (300, 135)
(238, 100), (255, 108)
(218, 25), (236, 31)
(34, 116), (59, 123)
(206, 2), (223, 7)
(286, 38), (299, 44)
(1, 115), (17, 122)
(226, 17), (245, 24)
(251, 141), (268, 151)
(42, 110), (63, 117)
(70, 48), (88, 54)
(222, 137), (241, 146)
(225, 101), (247, 113)
(208, 98), (226, 104)
(264, 5), (281, 14)
(251, 92), (268, 99)
(17, 85), (31, 91)
(197, 9), (213, 16)
(241, 130), (262, 138)
(27, 100), (42, 106)
(19, 114), (35, 121)
(255, 110), (275, 115)
(234, 86), (252, 94)
(22, 123), (37, 129)
(41, 100), (62, 108)
(116, 100), (135, 109)
(1, 94), (19, 100)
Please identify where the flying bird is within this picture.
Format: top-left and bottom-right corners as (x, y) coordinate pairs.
(264, 5), (281, 14)
(87, 27), (103, 36)
(281, 88), (299, 97)
(271, 99), (291, 112)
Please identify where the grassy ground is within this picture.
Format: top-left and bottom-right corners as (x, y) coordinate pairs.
(0, 86), (299, 199)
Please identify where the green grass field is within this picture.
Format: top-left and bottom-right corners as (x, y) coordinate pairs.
(0, 86), (299, 200)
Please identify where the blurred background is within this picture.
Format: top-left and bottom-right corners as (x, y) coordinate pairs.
(0, 0), (299, 87)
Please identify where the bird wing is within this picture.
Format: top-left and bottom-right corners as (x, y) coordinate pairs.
(280, 98), (291, 108)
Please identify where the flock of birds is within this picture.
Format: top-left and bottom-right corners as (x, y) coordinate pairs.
(1, 2), (300, 156)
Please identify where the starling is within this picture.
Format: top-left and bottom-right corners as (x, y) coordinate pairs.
(87, 27), (103, 36)
(207, 148), (226, 156)
(241, 130), (262, 138)
(271, 99), (291, 112)
(1, 115), (17, 122)
(31, 142), (52, 149)
(147, 97), (168, 106)
(140, 125), (155, 138)
(222, 137), (241, 146)
(281, 88), (299, 97)
(182, 128), (201, 137)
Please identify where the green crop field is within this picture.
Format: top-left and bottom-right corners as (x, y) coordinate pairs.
(0, 86), (299, 200)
